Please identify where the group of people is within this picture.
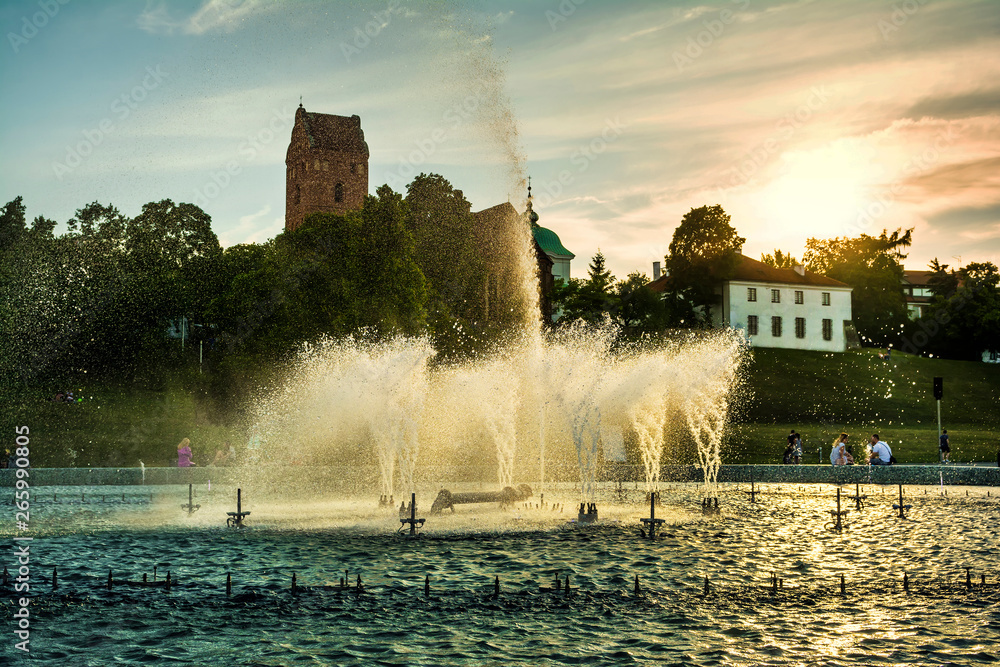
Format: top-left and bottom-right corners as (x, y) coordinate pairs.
(782, 430), (804, 464)
(827, 432), (894, 465)
(176, 438), (235, 468)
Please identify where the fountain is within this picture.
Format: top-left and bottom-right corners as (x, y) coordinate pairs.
(238, 319), (744, 512)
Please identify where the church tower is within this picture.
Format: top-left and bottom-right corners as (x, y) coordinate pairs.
(285, 104), (369, 231)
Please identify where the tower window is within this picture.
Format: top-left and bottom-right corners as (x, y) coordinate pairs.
(335, 183), (344, 203)
(351, 163), (357, 174)
(294, 184), (300, 205)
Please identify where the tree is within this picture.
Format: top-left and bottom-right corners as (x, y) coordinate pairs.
(803, 228), (911, 347)
(663, 205), (745, 325)
(551, 250), (617, 325)
(612, 271), (670, 333)
(760, 249), (798, 268)
(908, 261), (1000, 360)
(403, 173), (484, 339)
(0, 196), (27, 251)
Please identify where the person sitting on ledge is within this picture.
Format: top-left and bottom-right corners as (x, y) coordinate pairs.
(868, 434), (892, 466)
(208, 441), (234, 467)
(176, 438), (196, 467)
(830, 433), (853, 466)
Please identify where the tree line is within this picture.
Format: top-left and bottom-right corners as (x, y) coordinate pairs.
(0, 174), (531, 419)
(551, 205), (1000, 359)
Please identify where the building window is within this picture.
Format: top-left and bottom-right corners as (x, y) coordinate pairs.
(795, 290), (804, 304)
(822, 319), (833, 341)
(771, 289), (781, 303)
(747, 287), (757, 302)
(822, 292), (831, 306)
(334, 183), (344, 203)
(771, 316), (782, 337)
(795, 317), (806, 338)
(747, 315), (758, 336)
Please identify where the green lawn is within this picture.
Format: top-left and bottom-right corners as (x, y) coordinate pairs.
(727, 347), (1000, 464)
(8, 346), (999, 468)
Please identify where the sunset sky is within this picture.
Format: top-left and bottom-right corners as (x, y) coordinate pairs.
(2, 0), (998, 280)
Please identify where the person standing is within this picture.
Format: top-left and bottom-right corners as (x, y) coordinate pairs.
(939, 429), (951, 463)
(868, 434), (892, 465)
(793, 431), (803, 465)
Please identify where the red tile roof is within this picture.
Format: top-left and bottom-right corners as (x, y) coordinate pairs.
(730, 254), (849, 287)
(902, 270), (934, 286)
(648, 254), (849, 291)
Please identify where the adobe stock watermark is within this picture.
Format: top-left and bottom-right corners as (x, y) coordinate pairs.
(7, 0), (70, 54)
(673, 0), (750, 72)
(843, 124), (958, 237)
(384, 85), (491, 192)
(340, 0), (400, 63)
(878, 0), (929, 41)
(12, 425), (33, 654)
(546, 0), (585, 31)
(52, 65), (168, 181)
(192, 106), (295, 207)
(723, 85), (832, 188)
(532, 117), (627, 208)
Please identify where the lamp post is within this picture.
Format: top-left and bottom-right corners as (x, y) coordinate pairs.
(934, 376), (943, 463)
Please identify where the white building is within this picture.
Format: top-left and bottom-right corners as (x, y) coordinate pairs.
(715, 255), (854, 352)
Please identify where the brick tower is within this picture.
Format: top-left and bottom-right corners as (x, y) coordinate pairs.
(285, 104), (369, 231)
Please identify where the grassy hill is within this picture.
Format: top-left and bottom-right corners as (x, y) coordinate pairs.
(727, 347), (1000, 464)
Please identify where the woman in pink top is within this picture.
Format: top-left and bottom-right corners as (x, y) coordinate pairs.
(177, 438), (195, 467)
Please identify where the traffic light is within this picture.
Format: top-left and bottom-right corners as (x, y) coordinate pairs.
(933, 376), (943, 400)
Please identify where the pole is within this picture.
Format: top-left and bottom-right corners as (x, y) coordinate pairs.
(199, 340), (203, 374)
(937, 399), (943, 463)
(410, 492), (416, 537)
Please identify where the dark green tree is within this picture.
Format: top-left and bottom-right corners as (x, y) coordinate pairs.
(663, 205), (745, 326)
(803, 228), (912, 347)
(552, 250), (618, 325)
(403, 173), (484, 344)
(908, 261), (1000, 360)
(612, 271), (670, 333)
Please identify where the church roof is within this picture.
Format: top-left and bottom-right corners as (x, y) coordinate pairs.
(300, 109), (369, 156)
(532, 225), (574, 259)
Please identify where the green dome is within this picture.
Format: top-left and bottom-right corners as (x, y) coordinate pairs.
(532, 225), (573, 258)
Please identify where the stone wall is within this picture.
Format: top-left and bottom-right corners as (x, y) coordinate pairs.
(3, 464), (997, 487)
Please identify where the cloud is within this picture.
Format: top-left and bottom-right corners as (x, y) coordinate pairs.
(904, 89), (1000, 121)
(138, 0), (275, 35)
(218, 204), (282, 247)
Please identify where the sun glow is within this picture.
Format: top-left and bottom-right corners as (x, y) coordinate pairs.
(743, 144), (880, 242)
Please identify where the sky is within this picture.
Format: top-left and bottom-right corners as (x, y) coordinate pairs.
(2, 0), (999, 281)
